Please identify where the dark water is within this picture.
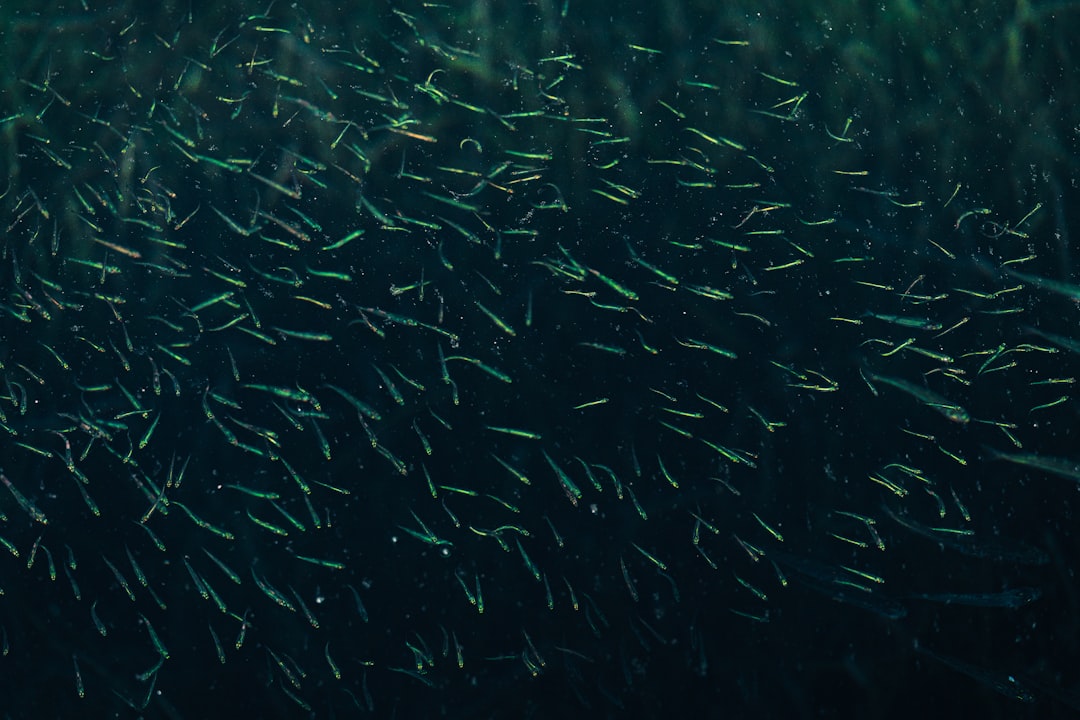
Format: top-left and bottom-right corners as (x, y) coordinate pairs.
(0, 1), (1078, 718)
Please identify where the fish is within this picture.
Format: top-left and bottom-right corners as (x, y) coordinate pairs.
(0, 2), (1072, 717)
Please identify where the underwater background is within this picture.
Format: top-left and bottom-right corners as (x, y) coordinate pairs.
(1, 0), (1079, 717)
